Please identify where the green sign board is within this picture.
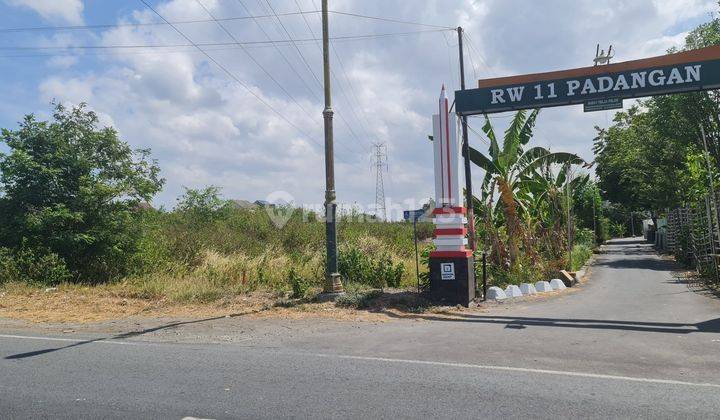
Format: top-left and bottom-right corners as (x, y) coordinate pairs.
(584, 97), (623, 112)
(455, 45), (720, 116)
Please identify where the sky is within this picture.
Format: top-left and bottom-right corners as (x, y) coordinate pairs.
(0, 0), (717, 217)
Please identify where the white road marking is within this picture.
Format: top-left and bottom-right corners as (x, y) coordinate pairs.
(305, 352), (720, 389)
(3, 333), (719, 389)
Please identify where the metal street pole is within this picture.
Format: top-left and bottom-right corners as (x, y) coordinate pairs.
(413, 217), (420, 293)
(322, 0), (343, 294)
(457, 26), (476, 251)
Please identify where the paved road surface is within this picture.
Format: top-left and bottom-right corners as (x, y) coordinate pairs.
(1, 238), (719, 418)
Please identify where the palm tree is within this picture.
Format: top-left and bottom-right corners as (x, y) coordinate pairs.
(469, 110), (584, 265)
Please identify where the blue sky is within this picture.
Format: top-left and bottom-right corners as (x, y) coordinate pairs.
(0, 0), (717, 216)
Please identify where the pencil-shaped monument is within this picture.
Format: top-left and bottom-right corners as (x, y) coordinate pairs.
(429, 85), (476, 307)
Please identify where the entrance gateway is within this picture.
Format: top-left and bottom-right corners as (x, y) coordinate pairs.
(429, 45), (720, 306)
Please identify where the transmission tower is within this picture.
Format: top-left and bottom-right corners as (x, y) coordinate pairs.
(373, 143), (388, 221)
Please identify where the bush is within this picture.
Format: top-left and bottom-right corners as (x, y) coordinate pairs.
(574, 228), (596, 248)
(0, 104), (164, 283)
(338, 244), (405, 288)
(288, 268), (312, 299)
(0, 246), (71, 285)
(610, 222), (626, 238)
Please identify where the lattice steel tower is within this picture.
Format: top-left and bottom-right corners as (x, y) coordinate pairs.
(373, 143), (388, 221)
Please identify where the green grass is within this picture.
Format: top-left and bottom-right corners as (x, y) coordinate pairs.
(570, 244), (593, 271)
(116, 207), (434, 303)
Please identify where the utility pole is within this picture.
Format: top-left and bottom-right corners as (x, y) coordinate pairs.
(373, 143), (388, 221)
(457, 26), (476, 251)
(567, 169), (573, 270)
(321, 0), (343, 294)
(592, 197), (597, 243)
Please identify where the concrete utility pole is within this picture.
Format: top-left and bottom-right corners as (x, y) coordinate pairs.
(322, 0), (343, 294)
(457, 26), (476, 251)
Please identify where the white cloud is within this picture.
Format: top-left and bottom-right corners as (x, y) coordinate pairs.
(16, 0), (720, 213)
(5, 0), (84, 24)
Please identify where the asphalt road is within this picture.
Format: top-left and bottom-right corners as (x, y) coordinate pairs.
(2, 238), (720, 419)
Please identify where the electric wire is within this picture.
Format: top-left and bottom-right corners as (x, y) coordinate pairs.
(234, 0), (321, 103)
(136, 0), (341, 163)
(328, 10), (455, 30)
(261, 0), (368, 153)
(0, 11), (321, 33)
(192, 0), (320, 127)
(0, 29), (449, 51)
(301, 0), (375, 150)
(0, 10), (454, 33)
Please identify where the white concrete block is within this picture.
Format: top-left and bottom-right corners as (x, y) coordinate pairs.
(486, 286), (507, 300)
(550, 279), (567, 290)
(535, 281), (553, 293)
(504, 285), (523, 298)
(519, 283), (537, 295)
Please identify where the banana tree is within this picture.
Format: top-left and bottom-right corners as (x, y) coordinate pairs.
(469, 110), (585, 266)
(523, 162), (590, 260)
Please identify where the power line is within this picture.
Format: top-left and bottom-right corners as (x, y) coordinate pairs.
(0, 29), (450, 51)
(0, 11), (321, 33)
(234, 0), (320, 104)
(261, 0), (369, 153)
(233, 0), (363, 158)
(301, 0), (375, 150)
(192, 0), (319, 127)
(136, 0), (330, 159)
(0, 10), (454, 33)
(329, 10), (455, 30)
(263, 0), (322, 88)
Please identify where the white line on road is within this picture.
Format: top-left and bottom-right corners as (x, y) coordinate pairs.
(305, 352), (720, 389)
(3, 333), (719, 389)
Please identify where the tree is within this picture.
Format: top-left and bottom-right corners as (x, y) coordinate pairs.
(0, 103), (164, 283)
(592, 8), (720, 219)
(469, 109), (584, 265)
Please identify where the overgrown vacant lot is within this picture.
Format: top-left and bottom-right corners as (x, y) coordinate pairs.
(0, 195), (438, 322)
(118, 203), (435, 303)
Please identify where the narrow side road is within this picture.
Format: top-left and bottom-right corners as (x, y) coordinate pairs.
(1, 238), (719, 419)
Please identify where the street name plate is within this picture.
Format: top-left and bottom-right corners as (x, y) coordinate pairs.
(584, 97), (623, 112)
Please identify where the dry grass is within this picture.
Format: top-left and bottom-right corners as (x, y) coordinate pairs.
(0, 281), (426, 324)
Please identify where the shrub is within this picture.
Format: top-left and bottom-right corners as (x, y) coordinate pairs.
(610, 222), (627, 238)
(288, 268), (312, 299)
(0, 104), (164, 283)
(338, 244), (405, 288)
(574, 228), (596, 248)
(0, 246), (71, 285)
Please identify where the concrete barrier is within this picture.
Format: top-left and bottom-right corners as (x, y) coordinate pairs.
(486, 286), (507, 300)
(505, 285), (523, 298)
(519, 283), (537, 295)
(550, 279), (567, 290)
(535, 281), (553, 293)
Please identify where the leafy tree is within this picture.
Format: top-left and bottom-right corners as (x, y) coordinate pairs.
(0, 103), (164, 283)
(593, 8), (720, 220)
(469, 109), (584, 265)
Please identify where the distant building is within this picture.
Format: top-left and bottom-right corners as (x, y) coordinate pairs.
(229, 199), (259, 210)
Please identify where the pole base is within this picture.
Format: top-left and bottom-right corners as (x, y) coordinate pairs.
(323, 273), (344, 294)
(429, 256), (476, 307)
